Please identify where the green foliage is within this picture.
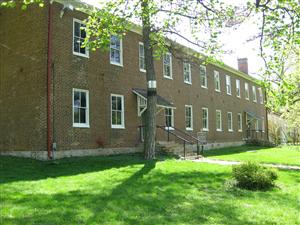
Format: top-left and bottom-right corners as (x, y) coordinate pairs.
(0, 0), (44, 9)
(232, 162), (278, 190)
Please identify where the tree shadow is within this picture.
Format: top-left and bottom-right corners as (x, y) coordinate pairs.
(203, 145), (271, 157)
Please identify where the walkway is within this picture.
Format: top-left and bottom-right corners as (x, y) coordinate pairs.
(192, 158), (300, 170)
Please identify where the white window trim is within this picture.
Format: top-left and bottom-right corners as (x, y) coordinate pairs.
(202, 107), (209, 131)
(110, 36), (123, 67)
(228, 112), (233, 132)
(183, 62), (192, 85)
(237, 113), (242, 132)
(139, 42), (146, 73)
(72, 88), (90, 128)
(252, 86), (257, 102)
(163, 52), (173, 79)
(214, 71), (220, 92)
(236, 79), (241, 98)
(262, 117), (265, 132)
(72, 18), (89, 58)
(111, 94), (125, 129)
(255, 119), (259, 132)
(200, 65), (207, 88)
(259, 88), (264, 104)
(165, 107), (174, 130)
(185, 105), (193, 131)
(216, 110), (222, 132)
(226, 75), (232, 95)
(245, 83), (250, 100)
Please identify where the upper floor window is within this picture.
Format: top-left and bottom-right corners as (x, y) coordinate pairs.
(73, 19), (88, 57)
(258, 88), (264, 104)
(202, 107), (209, 131)
(183, 62), (192, 84)
(139, 42), (146, 72)
(165, 108), (174, 128)
(227, 112), (233, 131)
(200, 65), (207, 88)
(245, 83), (249, 100)
(214, 71), (220, 92)
(111, 94), (125, 129)
(236, 79), (241, 98)
(216, 110), (222, 131)
(262, 117), (265, 132)
(237, 113), (242, 132)
(110, 35), (123, 66)
(252, 86), (257, 102)
(73, 88), (89, 128)
(163, 53), (172, 79)
(185, 105), (193, 130)
(226, 75), (231, 95)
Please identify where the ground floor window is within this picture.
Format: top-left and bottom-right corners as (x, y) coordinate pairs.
(237, 113), (242, 132)
(216, 110), (222, 131)
(73, 88), (89, 128)
(228, 112), (233, 131)
(111, 94), (125, 129)
(202, 107), (209, 131)
(185, 105), (193, 130)
(165, 108), (174, 128)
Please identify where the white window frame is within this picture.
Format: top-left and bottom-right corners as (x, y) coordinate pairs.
(214, 70), (220, 92)
(185, 105), (193, 131)
(139, 42), (146, 72)
(183, 62), (192, 84)
(163, 52), (173, 79)
(216, 110), (222, 131)
(226, 75), (232, 95)
(252, 86), (257, 102)
(165, 107), (174, 129)
(202, 107), (209, 131)
(237, 113), (242, 132)
(255, 119), (259, 132)
(262, 117), (265, 132)
(72, 88), (89, 128)
(258, 87), (264, 104)
(200, 65), (207, 88)
(73, 18), (89, 58)
(245, 83), (250, 100)
(236, 79), (241, 98)
(227, 112), (233, 132)
(111, 94), (125, 129)
(110, 35), (123, 66)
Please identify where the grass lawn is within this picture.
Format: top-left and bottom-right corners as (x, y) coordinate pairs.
(1, 155), (300, 225)
(204, 145), (300, 166)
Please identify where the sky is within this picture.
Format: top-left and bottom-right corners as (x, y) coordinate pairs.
(82, 0), (264, 79)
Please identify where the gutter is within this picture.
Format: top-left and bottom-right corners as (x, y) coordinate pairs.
(47, 1), (53, 160)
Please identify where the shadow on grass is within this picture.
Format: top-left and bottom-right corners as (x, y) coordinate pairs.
(203, 145), (271, 157)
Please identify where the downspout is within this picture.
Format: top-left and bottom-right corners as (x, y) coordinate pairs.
(47, 1), (53, 160)
(264, 89), (269, 142)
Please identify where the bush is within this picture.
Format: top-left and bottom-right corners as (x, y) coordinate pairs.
(232, 162), (278, 190)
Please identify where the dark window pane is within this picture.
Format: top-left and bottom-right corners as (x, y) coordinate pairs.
(74, 22), (80, 37)
(81, 26), (86, 38)
(117, 97), (122, 111)
(112, 111), (117, 125)
(80, 108), (86, 123)
(81, 92), (86, 107)
(111, 96), (116, 110)
(74, 38), (80, 53)
(74, 91), (80, 107)
(117, 111), (122, 125)
(74, 107), (80, 123)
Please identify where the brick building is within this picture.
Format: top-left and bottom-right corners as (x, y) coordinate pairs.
(0, 1), (268, 159)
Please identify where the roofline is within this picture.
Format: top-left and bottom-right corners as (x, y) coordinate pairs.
(54, 0), (262, 86)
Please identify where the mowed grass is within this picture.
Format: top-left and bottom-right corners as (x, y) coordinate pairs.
(1, 154), (300, 225)
(204, 145), (300, 166)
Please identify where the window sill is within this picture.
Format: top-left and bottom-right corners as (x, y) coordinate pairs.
(216, 129), (222, 132)
(215, 89), (221, 92)
(227, 93), (232, 96)
(164, 75), (173, 80)
(184, 81), (192, 85)
(228, 129), (234, 132)
(73, 124), (90, 128)
(140, 69), (146, 73)
(165, 127), (174, 131)
(237, 95), (241, 98)
(186, 128), (193, 131)
(201, 86), (208, 89)
(246, 98), (250, 101)
(73, 51), (89, 58)
(111, 125), (125, 129)
(110, 61), (123, 67)
(238, 130), (243, 132)
(202, 129), (209, 132)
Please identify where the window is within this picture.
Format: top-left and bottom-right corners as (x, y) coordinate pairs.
(252, 86), (257, 102)
(185, 105), (193, 130)
(202, 108), (209, 131)
(214, 71), (220, 92)
(73, 89), (89, 127)
(236, 79), (241, 97)
(226, 75), (231, 95)
(227, 112), (233, 131)
(237, 113), (242, 132)
(163, 53), (172, 79)
(165, 108), (174, 128)
(258, 88), (264, 104)
(139, 42), (146, 72)
(110, 35), (123, 66)
(255, 119), (259, 131)
(216, 110), (222, 131)
(73, 19), (88, 57)
(245, 83), (249, 100)
(262, 117), (265, 132)
(183, 62), (192, 84)
(111, 94), (125, 128)
(200, 65), (207, 88)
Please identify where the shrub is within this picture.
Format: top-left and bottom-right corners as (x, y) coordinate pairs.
(232, 162), (278, 190)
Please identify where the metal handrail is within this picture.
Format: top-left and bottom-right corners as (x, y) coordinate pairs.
(156, 125), (192, 144)
(167, 126), (200, 144)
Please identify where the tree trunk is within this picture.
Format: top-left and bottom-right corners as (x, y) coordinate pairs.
(142, 0), (157, 160)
